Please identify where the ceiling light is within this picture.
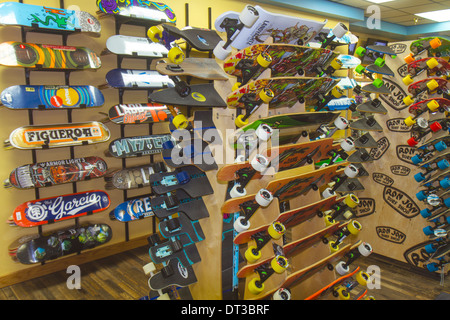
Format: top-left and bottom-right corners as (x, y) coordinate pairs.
(365, 0), (394, 3)
(415, 9), (450, 22)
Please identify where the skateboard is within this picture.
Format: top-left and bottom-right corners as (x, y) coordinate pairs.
(0, 41), (101, 69)
(102, 69), (175, 90)
(356, 99), (388, 115)
(9, 223), (112, 264)
(406, 37), (449, 63)
(407, 98), (449, 119)
(213, 5), (328, 59)
(96, 0), (176, 24)
(105, 163), (167, 190)
(404, 77), (450, 106)
(4, 122), (110, 150)
(154, 58), (229, 80)
(1, 85), (104, 110)
(4, 156), (108, 189)
(247, 240), (371, 299)
(404, 57), (450, 85)
(11, 190), (110, 227)
(147, 24), (222, 64)
(105, 35), (168, 58)
(355, 45), (396, 66)
(222, 44), (339, 87)
(0, 2), (101, 35)
(146, 258), (197, 291)
(110, 189), (209, 222)
(108, 103), (174, 125)
(108, 134), (174, 158)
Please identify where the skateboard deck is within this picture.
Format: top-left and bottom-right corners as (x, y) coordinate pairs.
(12, 190), (110, 227)
(155, 58), (229, 80)
(105, 35), (168, 58)
(103, 69), (175, 89)
(227, 77), (338, 110)
(356, 100), (388, 114)
(407, 57), (450, 78)
(408, 77), (449, 96)
(0, 2), (101, 35)
(108, 134), (174, 158)
(148, 258), (197, 290)
(349, 117), (383, 132)
(215, 5), (327, 51)
(5, 156), (108, 189)
(408, 98), (450, 116)
(1, 85), (104, 110)
(105, 163), (166, 190)
(96, 0), (176, 24)
(148, 83), (227, 107)
(108, 103), (174, 125)
(9, 223), (112, 264)
(149, 235), (202, 267)
(410, 37), (450, 57)
(0, 41), (101, 69)
(4, 122), (110, 150)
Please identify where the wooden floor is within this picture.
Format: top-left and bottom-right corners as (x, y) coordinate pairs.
(0, 246), (449, 300)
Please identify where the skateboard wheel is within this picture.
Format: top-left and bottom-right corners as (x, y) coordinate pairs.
(245, 246), (261, 263)
(402, 75), (414, 86)
(404, 53), (415, 64)
(437, 159), (449, 170)
(355, 47), (366, 57)
(336, 261), (350, 275)
(426, 262), (440, 272)
(358, 242), (373, 257)
(420, 208), (431, 218)
(143, 262), (156, 276)
(240, 5), (259, 27)
(416, 190), (427, 201)
(423, 226), (434, 236)
(176, 171), (190, 184)
(256, 53), (272, 68)
(259, 88), (274, 103)
(403, 95), (414, 106)
(336, 287), (350, 300)
(425, 243), (437, 254)
(347, 220), (362, 235)
(411, 154), (423, 165)
(343, 210), (353, 220)
(332, 22), (348, 38)
(407, 136), (418, 147)
(344, 194), (360, 208)
(372, 78), (384, 88)
(414, 172), (426, 183)
(322, 187), (335, 199)
(355, 65), (365, 74)
(273, 288), (291, 300)
(330, 58), (343, 71)
(168, 46), (185, 64)
(230, 183), (246, 198)
(255, 124), (273, 141)
(341, 137), (355, 152)
(251, 154), (269, 172)
(331, 86), (344, 99)
(268, 221), (285, 240)
(324, 215), (335, 226)
(404, 116), (416, 127)
(430, 37), (442, 49)
(345, 164), (359, 178)
(255, 189), (273, 207)
(427, 100), (440, 112)
(235, 114), (249, 127)
(356, 271), (370, 286)
(157, 293), (171, 300)
(427, 79), (439, 91)
(329, 240), (339, 253)
(271, 255), (289, 274)
(335, 116), (349, 130)
(440, 177), (450, 189)
(430, 121), (442, 132)
(234, 216), (250, 233)
(248, 278), (264, 295)
(147, 25), (163, 42)
(162, 140), (175, 150)
(374, 57), (385, 68)
(172, 114), (188, 129)
(213, 40), (232, 60)
(235, 155), (246, 163)
(427, 57), (439, 69)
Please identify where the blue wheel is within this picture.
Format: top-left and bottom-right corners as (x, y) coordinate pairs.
(435, 141), (447, 152)
(162, 140), (175, 149)
(437, 159), (449, 170)
(423, 226), (434, 236)
(416, 190), (427, 201)
(426, 263), (440, 272)
(176, 171), (190, 184)
(411, 154), (422, 165)
(440, 178), (450, 189)
(420, 208), (431, 218)
(414, 172), (426, 182)
(425, 243), (436, 253)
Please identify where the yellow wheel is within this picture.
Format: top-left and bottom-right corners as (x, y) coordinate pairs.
(168, 46), (184, 64)
(324, 215), (335, 226)
(347, 220), (362, 235)
(403, 95), (414, 106)
(356, 271), (370, 286)
(330, 58), (343, 70)
(365, 296), (376, 300)
(248, 277), (264, 295)
(259, 88), (274, 103)
(244, 246), (261, 263)
(172, 114), (188, 129)
(427, 79), (439, 91)
(257, 52), (272, 68)
(402, 75), (414, 86)
(235, 114), (249, 128)
(427, 57), (439, 69)
(268, 221), (285, 240)
(331, 86), (344, 99)
(329, 240), (339, 253)
(427, 100), (440, 112)
(147, 25), (163, 42)
(404, 116), (416, 126)
(344, 194), (359, 208)
(336, 286), (350, 300)
(271, 255), (288, 274)
(232, 82), (241, 91)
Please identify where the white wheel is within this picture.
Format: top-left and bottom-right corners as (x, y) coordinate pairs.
(251, 154), (269, 172)
(157, 293), (170, 300)
(255, 189), (273, 206)
(273, 288), (291, 300)
(335, 261), (349, 275)
(235, 154), (246, 163)
(239, 5), (259, 27)
(332, 22), (348, 38)
(213, 40), (232, 60)
(358, 242), (373, 257)
(334, 116), (349, 130)
(230, 183), (247, 198)
(343, 210), (353, 219)
(345, 164), (359, 178)
(234, 216), (250, 233)
(341, 138), (355, 152)
(143, 262), (156, 276)
(255, 124), (273, 141)
(322, 187), (336, 198)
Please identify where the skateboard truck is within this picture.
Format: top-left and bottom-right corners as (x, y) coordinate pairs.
(411, 140), (448, 165)
(320, 138), (355, 168)
(229, 154), (270, 198)
(235, 88), (274, 127)
(416, 178), (450, 202)
(315, 86), (345, 111)
(248, 255), (289, 295)
(323, 194), (360, 225)
(423, 216), (450, 237)
(415, 158), (449, 183)
(407, 121), (442, 147)
(403, 79), (440, 106)
(335, 242), (373, 275)
(232, 53), (273, 89)
(244, 221), (286, 263)
(318, 23), (348, 49)
(315, 117), (350, 140)
(234, 189), (274, 232)
(354, 65), (384, 88)
(404, 37), (442, 64)
(322, 164), (359, 198)
(328, 220), (362, 253)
